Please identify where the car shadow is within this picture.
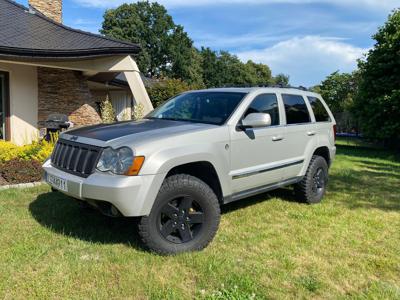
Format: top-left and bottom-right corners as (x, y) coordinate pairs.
(30, 187), (300, 246)
(29, 191), (145, 250)
(222, 187), (300, 214)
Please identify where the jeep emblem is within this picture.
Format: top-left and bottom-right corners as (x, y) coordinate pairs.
(70, 136), (78, 141)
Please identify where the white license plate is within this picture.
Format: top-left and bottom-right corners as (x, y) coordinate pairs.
(47, 174), (68, 192)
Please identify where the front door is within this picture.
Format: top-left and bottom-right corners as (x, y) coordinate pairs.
(229, 93), (287, 194)
(0, 71), (9, 141)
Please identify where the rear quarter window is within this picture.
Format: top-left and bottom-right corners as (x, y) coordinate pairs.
(282, 94), (311, 124)
(307, 96), (331, 122)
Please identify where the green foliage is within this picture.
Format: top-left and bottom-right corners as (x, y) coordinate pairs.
(353, 9), (400, 146)
(147, 78), (194, 107)
(0, 140), (54, 163)
(314, 71), (358, 114)
(272, 73), (290, 86)
(100, 94), (116, 123)
(101, 1), (200, 85)
(199, 48), (273, 88)
(0, 158), (42, 184)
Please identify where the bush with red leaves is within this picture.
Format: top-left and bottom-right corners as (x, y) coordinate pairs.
(0, 159), (42, 185)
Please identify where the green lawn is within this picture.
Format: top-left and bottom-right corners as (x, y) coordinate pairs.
(0, 143), (399, 299)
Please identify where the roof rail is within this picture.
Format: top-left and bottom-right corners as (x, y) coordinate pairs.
(219, 84), (309, 91)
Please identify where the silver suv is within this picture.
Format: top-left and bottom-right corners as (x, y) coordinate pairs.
(43, 87), (336, 254)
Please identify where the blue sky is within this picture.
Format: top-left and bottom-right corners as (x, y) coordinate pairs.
(16, 0), (399, 86)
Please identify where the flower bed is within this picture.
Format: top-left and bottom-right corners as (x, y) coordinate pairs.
(0, 140), (54, 186)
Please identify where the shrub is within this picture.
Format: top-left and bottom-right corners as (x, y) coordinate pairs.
(0, 159), (43, 184)
(147, 78), (199, 107)
(0, 140), (54, 163)
(132, 103), (145, 121)
(100, 94), (116, 123)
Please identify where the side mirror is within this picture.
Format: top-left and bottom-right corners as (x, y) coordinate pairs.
(241, 113), (272, 128)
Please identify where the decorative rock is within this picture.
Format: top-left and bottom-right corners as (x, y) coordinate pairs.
(0, 181), (46, 191)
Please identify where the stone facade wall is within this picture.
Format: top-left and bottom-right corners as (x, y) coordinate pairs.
(37, 67), (102, 127)
(28, 0), (62, 23)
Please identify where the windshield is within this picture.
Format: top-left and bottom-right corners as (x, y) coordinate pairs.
(146, 92), (246, 125)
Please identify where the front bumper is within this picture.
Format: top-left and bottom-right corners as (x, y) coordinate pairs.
(42, 160), (165, 217)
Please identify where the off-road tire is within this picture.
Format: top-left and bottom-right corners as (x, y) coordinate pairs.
(295, 155), (329, 204)
(138, 174), (220, 255)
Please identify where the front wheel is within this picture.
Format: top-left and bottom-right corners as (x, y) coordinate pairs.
(295, 155), (329, 204)
(138, 174), (220, 255)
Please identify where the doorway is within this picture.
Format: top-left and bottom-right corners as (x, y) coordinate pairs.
(0, 71), (10, 141)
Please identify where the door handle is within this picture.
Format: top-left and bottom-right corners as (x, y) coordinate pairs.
(307, 131), (316, 136)
(272, 136), (284, 142)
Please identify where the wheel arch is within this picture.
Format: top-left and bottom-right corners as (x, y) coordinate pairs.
(165, 161), (224, 203)
(313, 146), (331, 166)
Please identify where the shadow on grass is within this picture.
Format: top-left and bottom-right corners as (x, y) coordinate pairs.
(336, 144), (400, 162)
(330, 146), (400, 211)
(29, 192), (144, 250)
(222, 187), (299, 214)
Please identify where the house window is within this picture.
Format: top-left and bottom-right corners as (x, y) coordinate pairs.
(0, 71), (10, 140)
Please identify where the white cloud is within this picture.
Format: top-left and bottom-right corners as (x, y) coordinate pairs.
(74, 0), (399, 11)
(236, 36), (368, 86)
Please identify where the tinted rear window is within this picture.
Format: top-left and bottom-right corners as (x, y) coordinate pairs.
(308, 96), (331, 122)
(282, 94), (311, 124)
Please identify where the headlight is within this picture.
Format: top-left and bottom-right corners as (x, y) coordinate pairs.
(96, 147), (136, 175)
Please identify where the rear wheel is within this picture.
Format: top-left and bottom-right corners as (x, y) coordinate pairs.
(295, 155), (328, 204)
(138, 174), (220, 255)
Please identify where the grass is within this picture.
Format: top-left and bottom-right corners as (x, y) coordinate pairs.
(0, 141), (399, 299)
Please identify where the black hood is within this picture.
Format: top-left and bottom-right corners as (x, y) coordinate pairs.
(67, 119), (190, 142)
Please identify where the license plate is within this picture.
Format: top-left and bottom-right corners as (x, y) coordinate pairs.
(47, 174), (68, 192)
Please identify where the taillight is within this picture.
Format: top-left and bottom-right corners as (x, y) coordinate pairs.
(333, 125), (337, 142)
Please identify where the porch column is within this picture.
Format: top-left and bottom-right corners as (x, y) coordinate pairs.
(123, 59), (154, 114)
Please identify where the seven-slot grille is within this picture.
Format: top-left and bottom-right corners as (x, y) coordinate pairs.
(51, 139), (103, 178)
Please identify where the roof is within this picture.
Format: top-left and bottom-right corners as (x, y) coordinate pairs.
(0, 0), (141, 59)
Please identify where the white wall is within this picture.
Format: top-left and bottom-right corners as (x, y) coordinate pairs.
(0, 62), (38, 145)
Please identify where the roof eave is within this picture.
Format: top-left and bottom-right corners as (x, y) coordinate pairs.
(0, 46), (140, 60)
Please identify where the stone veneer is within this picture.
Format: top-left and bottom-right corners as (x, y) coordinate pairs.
(37, 67), (102, 127)
(28, 0), (62, 23)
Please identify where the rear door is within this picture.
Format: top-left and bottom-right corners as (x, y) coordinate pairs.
(280, 93), (317, 179)
(307, 95), (335, 147)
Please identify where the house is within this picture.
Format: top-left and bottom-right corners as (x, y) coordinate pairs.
(0, 0), (154, 145)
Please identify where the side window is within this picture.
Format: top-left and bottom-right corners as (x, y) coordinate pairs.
(307, 96), (331, 122)
(282, 94), (311, 124)
(244, 94), (280, 126)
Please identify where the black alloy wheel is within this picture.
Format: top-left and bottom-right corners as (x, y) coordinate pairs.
(158, 195), (205, 243)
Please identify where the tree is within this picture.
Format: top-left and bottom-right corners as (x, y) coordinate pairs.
(199, 49), (273, 88)
(101, 1), (201, 84)
(245, 60), (273, 86)
(316, 71), (358, 114)
(147, 78), (193, 107)
(273, 73), (290, 86)
(353, 9), (400, 147)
